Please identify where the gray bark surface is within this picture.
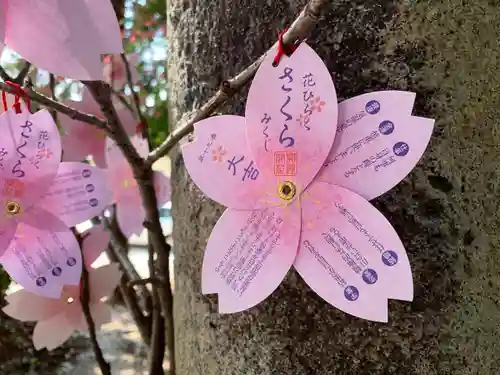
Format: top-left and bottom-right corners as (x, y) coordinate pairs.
(167, 1), (500, 374)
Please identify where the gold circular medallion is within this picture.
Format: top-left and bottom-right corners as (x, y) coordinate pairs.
(5, 201), (21, 216)
(278, 181), (297, 201)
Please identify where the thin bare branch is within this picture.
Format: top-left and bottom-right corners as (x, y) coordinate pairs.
(48, 74), (57, 122)
(111, 87), (137, 115)
(14, 61), (32, 85)
(0, 81), (107, 129)
(75, 230), (111, 375)
(0, 65), (12, 82)
(147, 242), (166, 375)
(146, 0), (329, 167)
(129, 276), (165, 288)
(121, 53), (150, 143)
(84, 79), (175, 374)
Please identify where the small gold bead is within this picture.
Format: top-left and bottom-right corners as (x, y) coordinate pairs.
(5, 201), (21, 215)
(278, 181), (297, 201)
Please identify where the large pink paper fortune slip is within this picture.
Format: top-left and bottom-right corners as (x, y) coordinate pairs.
(0, 0), (123, 80)
(0, 104), (113, 299)
(181, 42), (434, 322)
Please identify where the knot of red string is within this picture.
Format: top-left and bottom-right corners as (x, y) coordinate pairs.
(2, 81), (31, 114)
(272, 28), (299, 67)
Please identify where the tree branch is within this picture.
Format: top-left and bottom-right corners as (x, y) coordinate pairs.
(14, 61), (32, 85)
(48, 74), (57, 122)
(0, 65), (12, 82)
(121, 54), (147, 128)
(75, 230), (111, 375)
(0, 81), (108, 129)
(146, 0), (329, 167)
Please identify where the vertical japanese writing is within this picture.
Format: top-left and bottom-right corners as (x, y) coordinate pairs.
(297, 73), (325, 131)
(29, 130), (53, 170)
(278, 67), (295, 148)
(261, 113), (271, 152)
(12, 120), (34, 178)
(0, 148), (8, 170)
(198, 133), (217, 162)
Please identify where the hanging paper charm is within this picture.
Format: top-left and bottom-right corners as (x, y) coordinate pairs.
(182, 43), (434, 322)
(0, 99), (113, 298)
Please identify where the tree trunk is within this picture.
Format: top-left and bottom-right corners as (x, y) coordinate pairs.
(167, 1), (500, 374)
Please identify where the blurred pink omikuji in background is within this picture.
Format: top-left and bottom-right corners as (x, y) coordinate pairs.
(103, 53), (141, 90)
(2, 262), (122, 351)
(0, 0), (123, 80)
(106, 135), (171, 238)
(59, 87), (137, 167)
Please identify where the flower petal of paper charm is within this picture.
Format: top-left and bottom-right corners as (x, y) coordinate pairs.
(2, 263), (122, 351)
(183, 43), (435, 321)
(0, 108), (112, 298)
(2, 0), (123, 80)
(60, 88), (136, 167)
(202, 206), (301, 313)
(80, 223), (110, 268)
(0, 207), (83, 298)
(37, 162), (113, 227)
(294, 181), (413, 322)
(106, 135), (172, 237)
(317, 91), (435, 201)
(183, 43), (337, 313)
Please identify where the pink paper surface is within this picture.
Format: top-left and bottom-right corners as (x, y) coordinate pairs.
(0, 4), (5, 57)
(84, 0), (124, 54)
(0, 208), (82, 299)
(115, 169), (171, 237)
(202, 206), (300, 313)
(103, 53), (141, 89)
(0, 108), (62, 208)
(80, 224), (110, 267)
(61, 88), (136, 167)
(294, 181), (412, 322)
(37, 162), (113, 227)
(4, 0), (122, 80)
(245, 43), (338, 198)
(106, 135), (171, 237)
(2, 263), (121, 350)
(317, 91), (435, 201)
(182, 115), (275, 209)
(182, 43), (430, 319)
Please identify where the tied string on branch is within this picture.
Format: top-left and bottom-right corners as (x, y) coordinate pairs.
(2, 80), (32, 114)
(272, 28), (301, 67)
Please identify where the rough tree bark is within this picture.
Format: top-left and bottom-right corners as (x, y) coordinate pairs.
(167, 1), (500, 374)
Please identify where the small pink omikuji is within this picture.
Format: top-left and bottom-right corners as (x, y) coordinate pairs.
(105, 135), (172, 238)
(103, 53), (141, 89)
(2, 223), (116, 351)
(182, 42), (434, 322)
(0, 101), (113, 299)
(0, 0), (123, 80)
(59, 87), (137, 168)
(3, 263), (121, 351)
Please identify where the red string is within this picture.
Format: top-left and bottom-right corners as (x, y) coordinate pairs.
(2, 81), (31, 113)
(136, 120), (147, 137)
(272, 28), (299, 67)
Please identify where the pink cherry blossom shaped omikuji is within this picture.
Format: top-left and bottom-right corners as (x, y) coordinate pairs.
(182, 43), (432, 322)
(60, 87), (137, 168)
(0, 102), (113, 299)
(2, 259), (122, 351)
(105, 135), (172, 238)
(0, 0), (123, 80)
